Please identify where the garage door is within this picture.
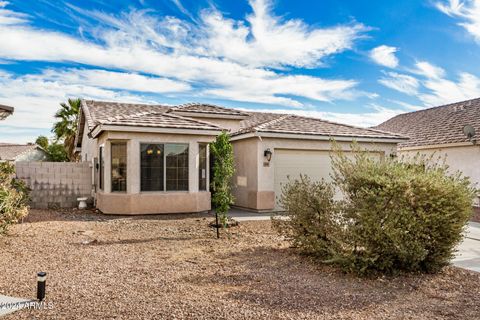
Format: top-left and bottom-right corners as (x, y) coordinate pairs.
(274, 149), (333, 210)
(273, 149), (381, 210)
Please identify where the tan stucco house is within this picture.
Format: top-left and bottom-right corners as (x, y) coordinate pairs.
(0, 104), (13, 120)
(76, 100), (405, 215)
(375, 97), (480, 211)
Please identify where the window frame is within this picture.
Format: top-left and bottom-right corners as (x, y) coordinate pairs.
(139, 142), (190, 193)
(99, 145), (104, 191)
(111, 141), (127, 193)
(198, 143), (208, 191)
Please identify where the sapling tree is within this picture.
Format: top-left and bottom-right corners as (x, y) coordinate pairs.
(210, 131), (235, 227)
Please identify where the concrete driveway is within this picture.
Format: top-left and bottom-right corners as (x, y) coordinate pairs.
(454, 222), (480, 273)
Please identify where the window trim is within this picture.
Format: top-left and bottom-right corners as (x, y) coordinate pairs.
(139, 142), (190, 193)
(99, 145), (104, 191)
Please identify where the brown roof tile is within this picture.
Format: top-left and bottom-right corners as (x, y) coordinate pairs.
(234, 113), (405, 139)
(374, 97), (480, 148)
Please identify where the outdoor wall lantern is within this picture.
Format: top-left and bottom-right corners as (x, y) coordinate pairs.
(264, 148), (273, 162)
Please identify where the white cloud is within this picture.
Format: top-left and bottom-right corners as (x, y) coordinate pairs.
(43, 69), (191, 94)
(369, 45), (399, 68)
(412, 61), (446, 79)
(0, 1), (28, 25)
(0, 1), (367, 108)
(0, 70), (153, 142)
(436, 0), (480, 42)
(199, 0), (367, 68)
(241, 104), (406, 128)
(419, 72), (480, 105)
(378, 72), (420, 95)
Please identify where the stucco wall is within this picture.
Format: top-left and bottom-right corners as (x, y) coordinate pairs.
(84, 131), (215, 214)
(16, 161), (93, 209)
(232, 137), (397, 211)
(185, 117), (242, 132)
(399, 144), (480, 204)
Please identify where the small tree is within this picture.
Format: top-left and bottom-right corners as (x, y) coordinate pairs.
(52, 98), (81, 162)
(34, 135), (69, 162)
(210, 131), (235, 226)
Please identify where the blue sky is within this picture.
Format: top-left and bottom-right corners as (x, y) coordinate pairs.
(1, 0), (480, 143)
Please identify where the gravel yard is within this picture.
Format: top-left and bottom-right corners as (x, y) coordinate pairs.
(1, 209), (479, 320)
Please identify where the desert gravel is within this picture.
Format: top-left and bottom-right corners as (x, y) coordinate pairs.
(0, 209), (479, 319)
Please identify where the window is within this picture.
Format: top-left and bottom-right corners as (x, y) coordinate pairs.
(166, 144), (189, 191)
(199, 144), (207, 191)
(141, 144), (164, 191)
(140, 143), (189, 192)
(111, 142), (127, 192)
(99, 146), (104, 190)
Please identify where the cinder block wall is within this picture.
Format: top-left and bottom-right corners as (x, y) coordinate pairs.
(15, 162), (93, 209)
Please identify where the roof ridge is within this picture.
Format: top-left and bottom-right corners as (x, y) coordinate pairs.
(164, 112), (223, 130)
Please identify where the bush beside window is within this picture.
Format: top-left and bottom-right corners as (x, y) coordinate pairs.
(0, 162), (29, 234)
(273, 145), (476, 275)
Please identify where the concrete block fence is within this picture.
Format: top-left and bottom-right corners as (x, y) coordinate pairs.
(15, 162), (93, 209)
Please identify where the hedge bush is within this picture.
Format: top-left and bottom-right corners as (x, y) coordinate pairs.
(273, 144), (476, 275)
(0, 162), (29, 234)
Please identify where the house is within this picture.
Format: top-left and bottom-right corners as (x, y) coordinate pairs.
(0, 143), (48, 162)
(375, 97), (480, 208)
(75, 100), (406, 214)
(0, 104), (14, 120)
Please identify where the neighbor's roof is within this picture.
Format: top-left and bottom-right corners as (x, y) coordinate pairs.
(79, 99), (406, 141)
(0, 143), (41, 161)
(0, 104), (14, 120)
(374, 97), (480, 148)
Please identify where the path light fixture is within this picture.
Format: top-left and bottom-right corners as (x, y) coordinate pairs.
(37, 272), (47, 301)
(264, 148), (273, 162)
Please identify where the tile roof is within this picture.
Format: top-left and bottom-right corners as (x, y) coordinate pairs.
(80, 100), (405, 140)
(173, 103), (250, 117)
(102, 111), (222, 131)
(374, 97), (480, 148)
(0, 144), (41, 161)
(234, 113), (405, 139)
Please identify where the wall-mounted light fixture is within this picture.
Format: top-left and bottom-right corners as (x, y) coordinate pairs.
(264, 148), (273, 162)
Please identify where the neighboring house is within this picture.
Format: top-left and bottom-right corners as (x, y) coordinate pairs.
(75, 100), (405, 214)
(375, 97), (480, 206)
(0, 143), (48, 162)
(0, 104), (14, 120)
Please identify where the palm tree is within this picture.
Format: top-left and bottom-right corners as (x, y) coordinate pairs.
(52, 98), (81, 162)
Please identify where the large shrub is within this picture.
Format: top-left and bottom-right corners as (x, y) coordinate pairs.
(0, 162), (29, 234)
(274, 144), (476, 275)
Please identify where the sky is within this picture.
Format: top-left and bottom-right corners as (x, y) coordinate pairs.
(1, 0), (480, 143)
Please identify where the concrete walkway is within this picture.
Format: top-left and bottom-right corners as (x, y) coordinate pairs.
(453, 222), (480, 273)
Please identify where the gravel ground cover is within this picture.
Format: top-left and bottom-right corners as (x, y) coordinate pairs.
(0, 209), (479, 320)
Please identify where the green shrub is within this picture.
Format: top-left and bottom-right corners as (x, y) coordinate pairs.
(274, 144), (476, 275)
(0, 162), (29, 234)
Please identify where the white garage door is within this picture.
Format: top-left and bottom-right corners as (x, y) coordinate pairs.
(273, 149), (381, 210)
(274, 149), (333, 210)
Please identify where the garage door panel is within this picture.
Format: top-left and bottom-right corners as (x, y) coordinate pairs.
(274, 149), (381, 210)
